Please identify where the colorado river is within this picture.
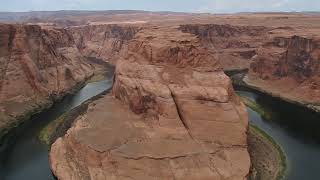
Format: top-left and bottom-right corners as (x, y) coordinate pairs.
(237, 87), (320, 180)
(0, 68), (114, 180)
(1, 72), (320, 180)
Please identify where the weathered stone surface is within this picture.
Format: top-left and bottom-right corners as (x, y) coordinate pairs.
(50, 26), (250, 180)
(51, 94), (250, 180)
(246, 32), (320, 111)
(179, 24), (269, 71)
(181, 23), (320, 112)
(0, 24), (93, 136)
(70, 24), (141, 64)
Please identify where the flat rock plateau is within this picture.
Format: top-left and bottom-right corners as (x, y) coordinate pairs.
(0, 11), (319, 180)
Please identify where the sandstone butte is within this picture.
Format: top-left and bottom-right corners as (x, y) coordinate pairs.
(49, 26), (251, 180)
(0, 24), (93, 139)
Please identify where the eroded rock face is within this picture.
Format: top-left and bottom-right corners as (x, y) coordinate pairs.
(50, 26), (250, 180)
(70, 24), (141, 64)
(247, 34), (320, 111)
(181, 24), (320, 111)
(179, 24), (269, 71)
(251, 35), (320, 80)
(0, 24), (93, 137)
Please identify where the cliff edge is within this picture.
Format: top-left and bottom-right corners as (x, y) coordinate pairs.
(0, 24), (93, 139)
(50, 26), (250, 180)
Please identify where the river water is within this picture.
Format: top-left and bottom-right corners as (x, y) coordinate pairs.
(1, 72), (320, 179)
(237, 88), (320, 180)
(0, 76), (113, 180)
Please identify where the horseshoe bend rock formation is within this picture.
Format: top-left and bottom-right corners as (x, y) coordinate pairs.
(50, 26), (250, 180)
(70, 24), (141, 64)
(0, 24), (93, 138)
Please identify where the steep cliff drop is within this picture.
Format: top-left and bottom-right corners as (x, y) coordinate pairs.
(70, 24), (141, 64)
(246, 32), (320, 112)
(180, 24), (320, 113)
(50, 26), (250, 180)
(179, 24), (269, 71)
(0, 24), (93, 140)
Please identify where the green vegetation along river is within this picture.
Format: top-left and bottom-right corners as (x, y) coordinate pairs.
(237, 87), (320, 180)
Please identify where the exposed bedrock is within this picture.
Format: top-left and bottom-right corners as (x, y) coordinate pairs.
(70, 24), (141, 64)
(180, 24), (320, 112)
(251, 35), (320, 80)
(50, 26), (250, 180)
(0, 24), (93, 139)
(179, 24), (270, 71)
(247, 34), (320, 111)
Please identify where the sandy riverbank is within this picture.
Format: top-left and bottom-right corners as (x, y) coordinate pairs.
(248, 124), (286, 180)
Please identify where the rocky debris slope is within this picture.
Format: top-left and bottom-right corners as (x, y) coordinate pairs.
(180, 24), (269, 71)
(0, 24), (93, 139)
(246, 29), (320, 112)
(50, 26), (250, 180)
(70, 24), (141, 64)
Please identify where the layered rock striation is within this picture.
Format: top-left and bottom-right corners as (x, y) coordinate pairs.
(50, 26), (250, 180)
(0, 24), (93, 138)
(70, 24), (141, 64)
(181, 24), (320, 112)
(246, 33), (320, 111)
(179, 24), (269, 71)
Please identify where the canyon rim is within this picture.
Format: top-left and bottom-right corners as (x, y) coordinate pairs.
(0, 9), (319, 180)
